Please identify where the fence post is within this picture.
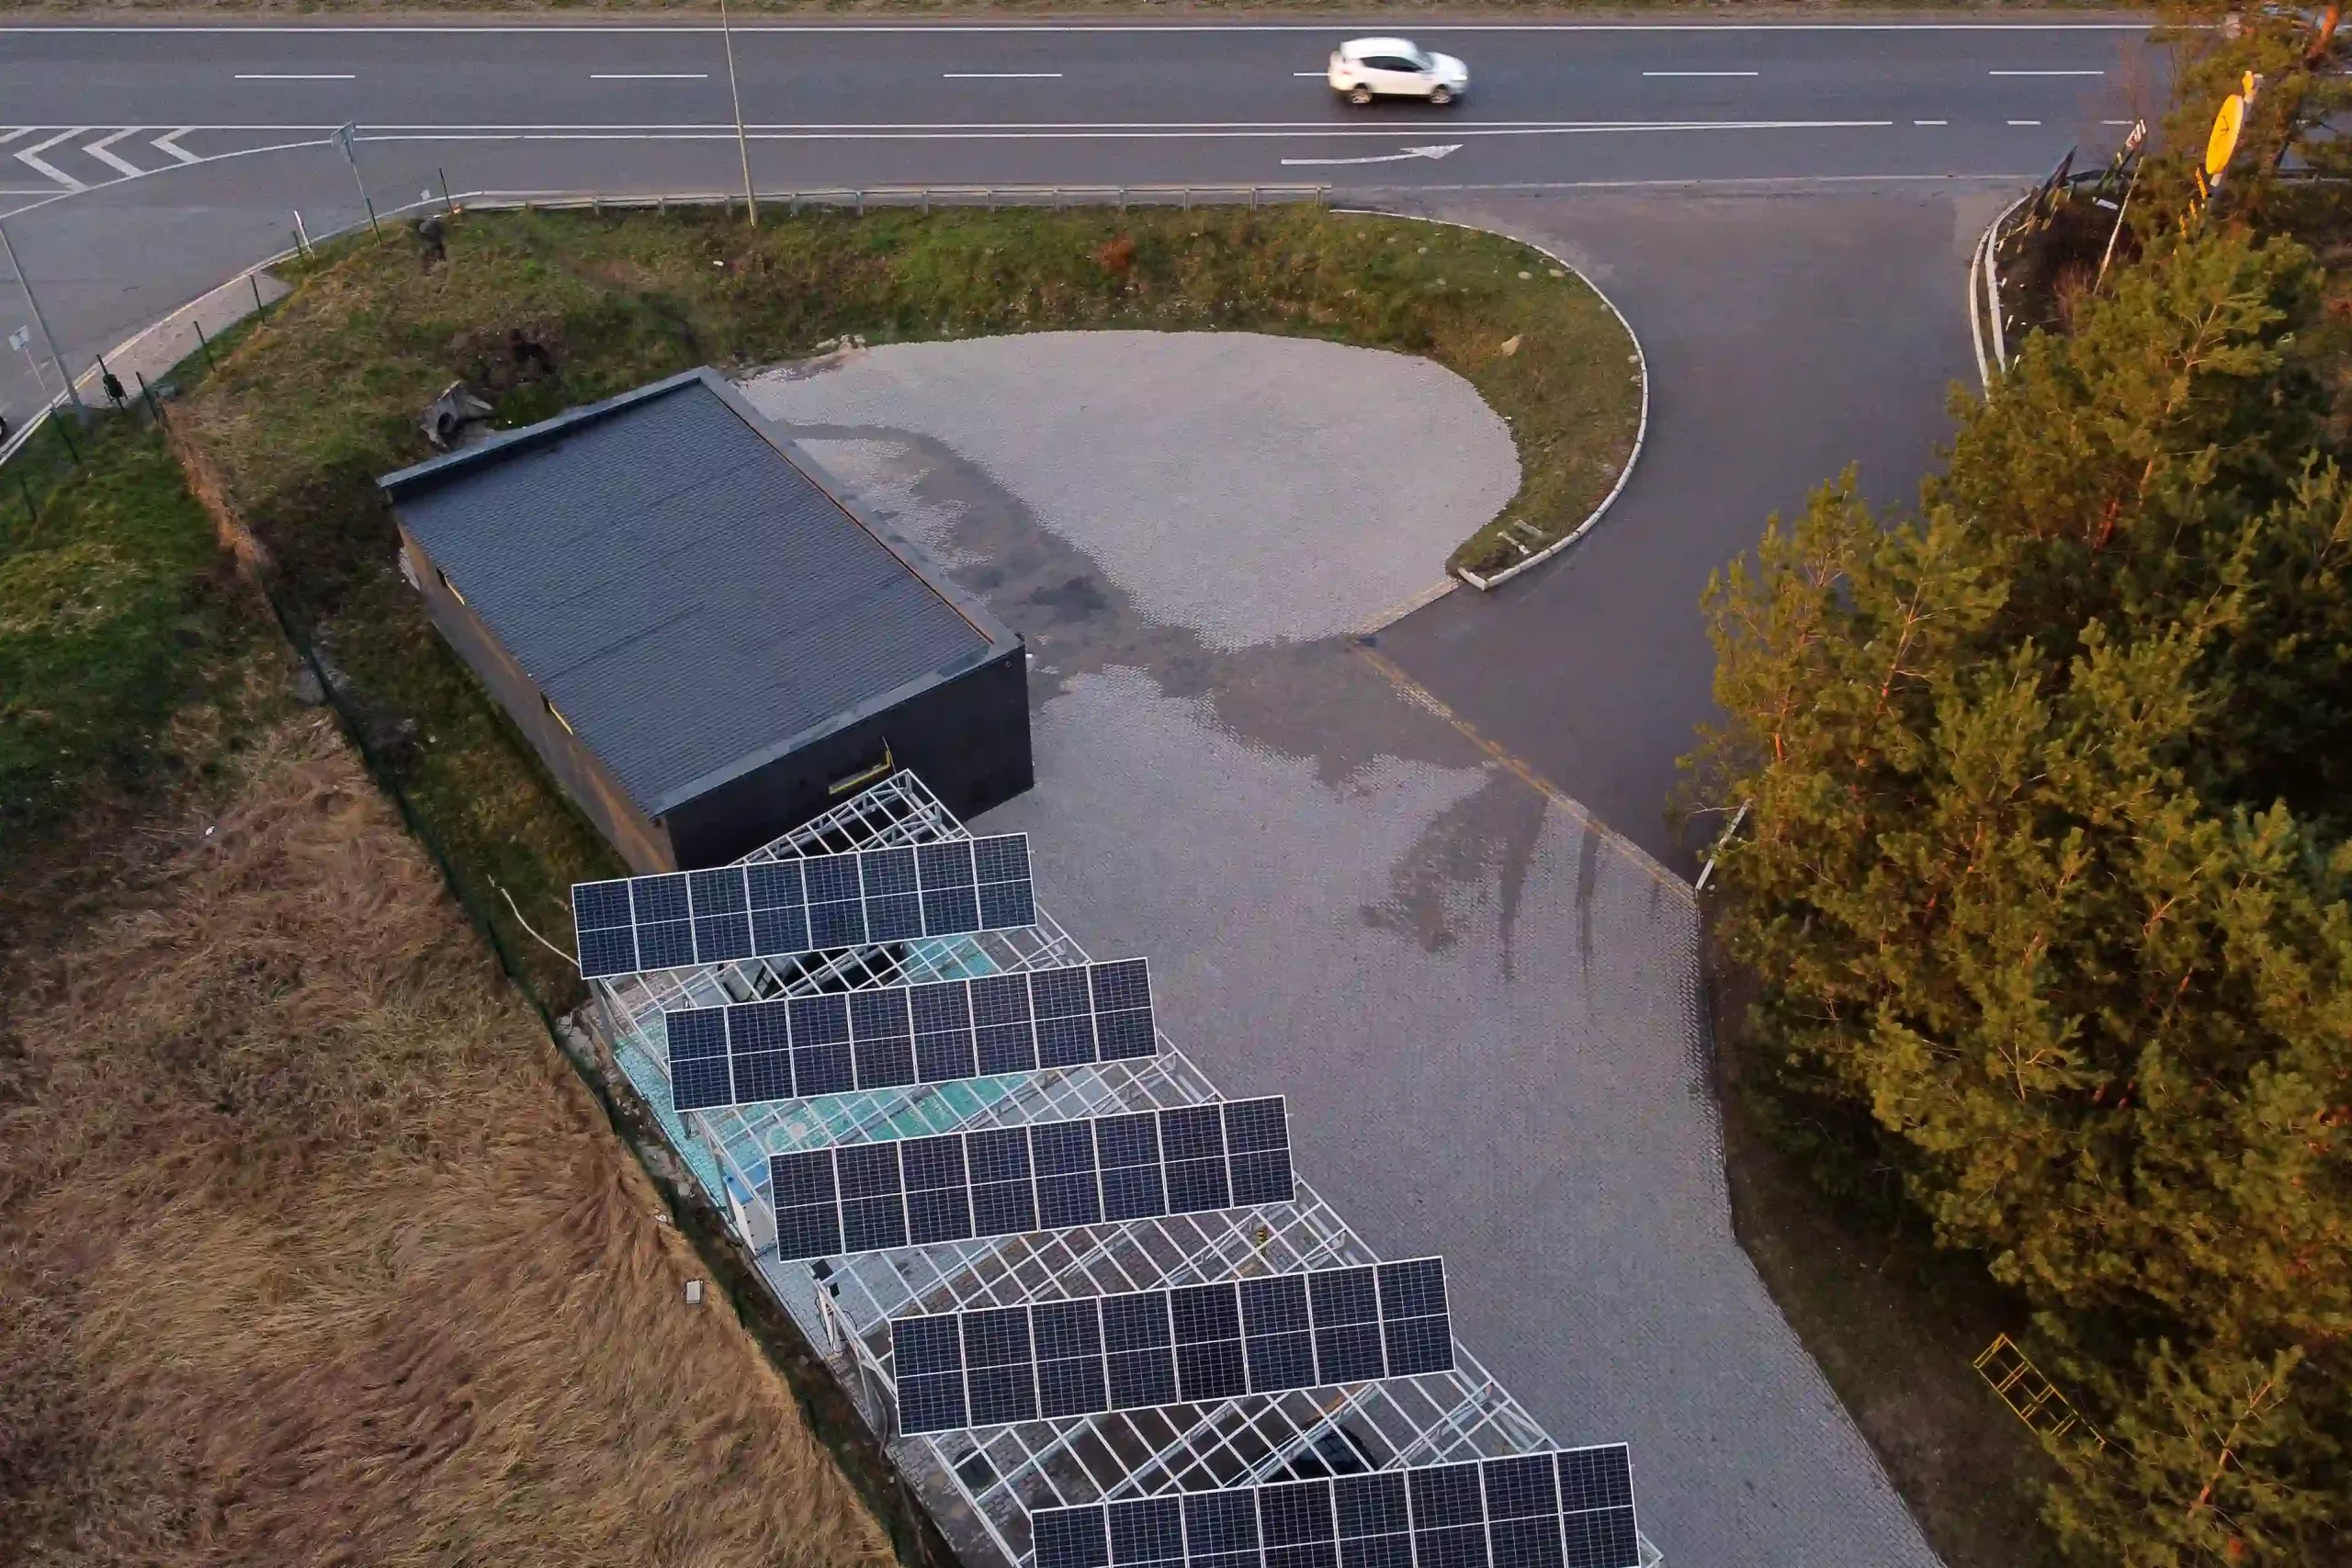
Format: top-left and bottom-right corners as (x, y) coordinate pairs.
(250, 272), (266, 316)
(1182, 186), (1192, 211)
(855, 189), (865, 215)
(194, 318), (215, 370)
(1250, 186), (1261, 209)
(922, 187), (930, 215)
(51, 411), (79, 465)
(1117, 186), (1126, 211)
(135, 368), (164, 423)
(440, 166), (456, 217)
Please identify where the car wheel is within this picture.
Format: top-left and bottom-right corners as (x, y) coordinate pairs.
(1348, 83), (1374, 107)
(1429, 84), (1454, 106)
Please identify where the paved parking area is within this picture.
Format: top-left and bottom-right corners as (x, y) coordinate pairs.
(740, 332), (1935, 1568)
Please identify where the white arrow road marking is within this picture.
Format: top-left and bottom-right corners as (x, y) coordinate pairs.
(153, 129), (202, 164)
(16, 128), (87, 190)
(84, 128), (146, 178)
(1280, 141), (1461, 167)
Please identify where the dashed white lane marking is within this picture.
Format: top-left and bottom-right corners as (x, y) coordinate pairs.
(235, 73), (355, 80)
(83, 127), (144, 177)
(1643, 70), (1760, 76)
(1914, 118), (1948, 125)
(1989, 68), (2104, 75)
(2007, 118), (2043, 125)
(942, 72), (1063, 79)
(14, 128), (86, 191)
(592, 73), (709, 79)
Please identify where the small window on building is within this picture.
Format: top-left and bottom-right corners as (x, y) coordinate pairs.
(545, 695), (574, 735)
(437, 568), (467, 606)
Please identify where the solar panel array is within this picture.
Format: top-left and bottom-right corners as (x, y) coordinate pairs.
(892, 1258), (1454, 1435)
(571, 833), (1035, 978)
(663, 958), (1159, 1112)
(1032, 1448), (1640, 1568)
(769, 1098), (1295, 1261)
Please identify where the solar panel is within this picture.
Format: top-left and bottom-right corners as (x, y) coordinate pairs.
(1029, 1448), (1640, 1568)
(766, 1099), (1294, 1263)
(569, 832), (1036, 978)
(888, 1259), (1452, 1435)
(658, 959), (1159, 1112)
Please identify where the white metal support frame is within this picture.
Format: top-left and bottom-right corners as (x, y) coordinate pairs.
(588, 773), (1662, 1568)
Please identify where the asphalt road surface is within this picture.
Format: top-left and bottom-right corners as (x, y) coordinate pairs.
(0, 19), (2157, 868)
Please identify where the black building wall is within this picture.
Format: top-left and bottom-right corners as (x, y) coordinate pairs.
(662, 643), (1034, 869)
(400, 526), (678, 873)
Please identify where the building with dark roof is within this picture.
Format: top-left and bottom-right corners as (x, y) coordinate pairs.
(379, 367), (1031, 873)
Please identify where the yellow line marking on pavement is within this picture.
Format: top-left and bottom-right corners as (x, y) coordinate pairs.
(1351, 641), (1693, 897)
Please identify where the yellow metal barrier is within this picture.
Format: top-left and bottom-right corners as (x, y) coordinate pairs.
(1974, 1334), (2107, 1450)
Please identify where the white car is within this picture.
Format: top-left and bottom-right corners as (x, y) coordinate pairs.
(1329, 38), (1469, 107)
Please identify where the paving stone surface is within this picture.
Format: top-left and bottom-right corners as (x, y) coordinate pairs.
(737, 333), (1937, 1568)
(742, 330), (1510, 648)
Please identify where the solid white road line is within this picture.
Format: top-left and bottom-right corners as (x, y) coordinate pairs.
(14, 128), (86, 190)
(591, 73), (709, 79)
(1988, 69), (2104, 75)
(352, 118), (1900, 144)
(83, 127), (144, 178)
(942, 72), (1063, 79)
(235, 73), (356, 80)
(0, 20), (2167, 29)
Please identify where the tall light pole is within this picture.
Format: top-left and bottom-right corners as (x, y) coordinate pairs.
(0, 218), (83, 414)
(719, 0), (757, 226)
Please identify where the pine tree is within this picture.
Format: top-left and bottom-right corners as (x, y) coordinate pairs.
(1691, 220), (2352, 1562)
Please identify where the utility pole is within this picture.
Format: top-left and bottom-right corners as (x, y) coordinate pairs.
(0, 218), (82, 414)
(719, 0), (758, 226)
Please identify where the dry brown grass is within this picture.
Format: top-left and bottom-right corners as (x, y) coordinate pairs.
(0, 711), (891, 1568)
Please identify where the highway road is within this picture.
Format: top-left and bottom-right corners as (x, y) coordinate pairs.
(0, 19), (2160, 866)
(5, 21), (2155, 198)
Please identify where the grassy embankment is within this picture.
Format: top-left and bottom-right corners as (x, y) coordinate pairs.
(0, 406), (892, 1566)
(168, 201), (1640, 1014)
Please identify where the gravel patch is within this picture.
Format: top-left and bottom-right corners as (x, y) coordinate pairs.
(740, 331), (1517, 649)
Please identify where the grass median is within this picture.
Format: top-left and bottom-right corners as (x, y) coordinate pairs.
(169, 201), (1641, 1010)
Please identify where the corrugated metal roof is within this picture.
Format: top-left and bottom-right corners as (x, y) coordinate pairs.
(381, 368), (1006, 818)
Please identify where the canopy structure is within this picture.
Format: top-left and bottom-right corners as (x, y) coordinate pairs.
(585, 772), (1663, 1568)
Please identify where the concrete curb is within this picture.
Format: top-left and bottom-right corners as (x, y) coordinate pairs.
(1332, 205), (1650, 592)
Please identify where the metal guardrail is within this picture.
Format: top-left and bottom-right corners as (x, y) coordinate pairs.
(0, 181), (1331, 472)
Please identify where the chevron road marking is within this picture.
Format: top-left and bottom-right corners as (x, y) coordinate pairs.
(153, 129), (202, 164)
(14, 127), (87, 190)
(84, 128), (145, 179)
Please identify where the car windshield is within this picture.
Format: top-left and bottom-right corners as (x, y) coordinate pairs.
(1407, 49), (1433, 70)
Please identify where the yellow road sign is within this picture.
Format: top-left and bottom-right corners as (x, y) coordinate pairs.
(2208, 93), (2247, 179)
